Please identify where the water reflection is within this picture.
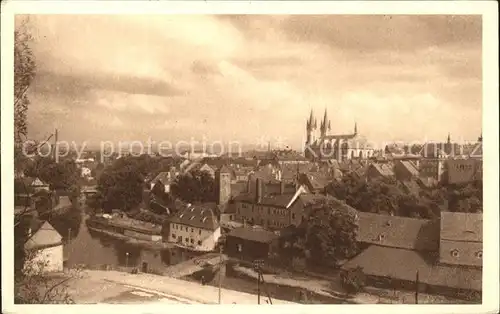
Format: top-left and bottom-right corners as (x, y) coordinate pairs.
(65, 212), (173, 272)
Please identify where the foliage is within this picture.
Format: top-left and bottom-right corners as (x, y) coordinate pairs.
(170, 170), (216, 203)
(97, 162), (144, 212)
(15, 249), (81, 304)
(23, 157), (80, 193)
(301, 198), (359, 267)
(340, 266), (366, 294)
(127, 209), (167, 225)
(325, 172), (482, 218)
(14, 18), (36, 145)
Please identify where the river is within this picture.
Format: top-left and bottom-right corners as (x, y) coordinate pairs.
(63, 211), (178, 273)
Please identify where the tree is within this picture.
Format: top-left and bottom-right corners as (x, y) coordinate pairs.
(98, 164), (144, 212)
(302, 198), (359, 268)
(340, 266), (366, 295)
(15, 246), (81, 304)
(14, 17), (36, 145)
(13, 19), (78, 304)
(170, 170), (216, 203)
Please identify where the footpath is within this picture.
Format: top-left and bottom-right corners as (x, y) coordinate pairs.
(74, 270), (297, 304)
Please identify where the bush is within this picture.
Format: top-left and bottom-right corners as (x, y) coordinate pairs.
(340, 266), (366, 294)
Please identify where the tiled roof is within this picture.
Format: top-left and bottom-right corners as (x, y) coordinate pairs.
(227, 226), (279, 243)
(440, 212), (482, 242)
(25, 220), (63, 250)
(399, 160), (419, 177)
(233, 193), (295, 208)
(439, 239), (482, 268)
(341, 245), (482, 292)
(370, 163), (394, 177)
(356, 212), (440, 251)
(168, 204), (219, 231)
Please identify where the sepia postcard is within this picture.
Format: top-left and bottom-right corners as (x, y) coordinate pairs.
(1, 1), (499, 314)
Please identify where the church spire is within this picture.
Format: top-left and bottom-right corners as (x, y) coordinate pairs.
(354, 122), (358, 135)
(306, 109), (314, 131)
(447, 133), (451, 144)
(320, 108), (328, 137)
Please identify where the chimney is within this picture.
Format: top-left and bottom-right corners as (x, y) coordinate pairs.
(280, 180), (285, 195)
(255, 178), (262, 204)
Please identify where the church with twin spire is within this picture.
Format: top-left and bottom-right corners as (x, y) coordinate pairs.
(304, 109), (375, 161)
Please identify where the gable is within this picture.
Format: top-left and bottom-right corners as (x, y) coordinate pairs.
(31, 178), (47, 187)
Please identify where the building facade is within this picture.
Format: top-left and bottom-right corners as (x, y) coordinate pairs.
(167, 205), (221, 252)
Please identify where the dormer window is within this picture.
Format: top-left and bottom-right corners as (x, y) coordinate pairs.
(450, 249), (459, 258)
(475, 251), (482, 259)
(377, 234), (385, 241)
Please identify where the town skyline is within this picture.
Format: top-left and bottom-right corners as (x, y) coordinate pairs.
(24, 15), (482, 149)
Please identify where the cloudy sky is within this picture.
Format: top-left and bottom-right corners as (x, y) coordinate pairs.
(22, 15), (482, 149)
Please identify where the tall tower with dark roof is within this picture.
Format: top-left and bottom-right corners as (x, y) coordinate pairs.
(216, 165), (231, 208)
(320, 109), (330, 138)
(306, 109), (317, 144)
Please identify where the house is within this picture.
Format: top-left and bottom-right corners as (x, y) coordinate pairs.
(149, 171), (175, 193)
(80, 166), (92, 178)
(446, 159), (482, 185)
(341, 212), (482, 300)
(366, 163), (394, 180)
(355, 212), (440, 252)
(233, 179), (331, 230)
(394, 160), (419, 182)
(166, 204), (221, 252)
(224, 226), (280, 261)
(24, 219), (64, 273)
(297, 172), (330, 194)
(15, 177), (50, 194)
(419, 135), (463, 159)
(418, 159), (447, 187)
(439, 212), (482, 268)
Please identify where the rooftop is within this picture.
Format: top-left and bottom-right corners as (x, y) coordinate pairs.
(356, 212), (440, 251)
(168, 204), (219, 231)
(227, 226), (279, 244)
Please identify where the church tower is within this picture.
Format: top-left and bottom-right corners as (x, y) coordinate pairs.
(320, 109), (330, 138)
(216, 165), (231, 208)
(306, 109), (317, 144)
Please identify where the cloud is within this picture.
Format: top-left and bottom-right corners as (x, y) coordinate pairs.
(24, 14), (482, 147)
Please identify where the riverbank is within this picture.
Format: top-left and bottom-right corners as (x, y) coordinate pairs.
(87, 226), (174, 250)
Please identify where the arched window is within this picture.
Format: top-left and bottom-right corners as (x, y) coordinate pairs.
(359, 151), (363, 159)
(475, 251), (482, 259)
(450, 249), (459, 258)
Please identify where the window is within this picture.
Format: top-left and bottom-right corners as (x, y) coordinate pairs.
(451, 249), (459, 258)
(185, 238), (189, 242)
(172, 234), (176, 238)
(377, 234), (385, 241)
(229, 215), (233, 220)
(199, 230), (202, 235)
(190, 238), (194, 244)
(191, 228), (194, 232)
(237, 244), (242, 252)
(180, 226), (183, 231)
(197, 240), (202, 246)
(292, 213), (296, 220)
